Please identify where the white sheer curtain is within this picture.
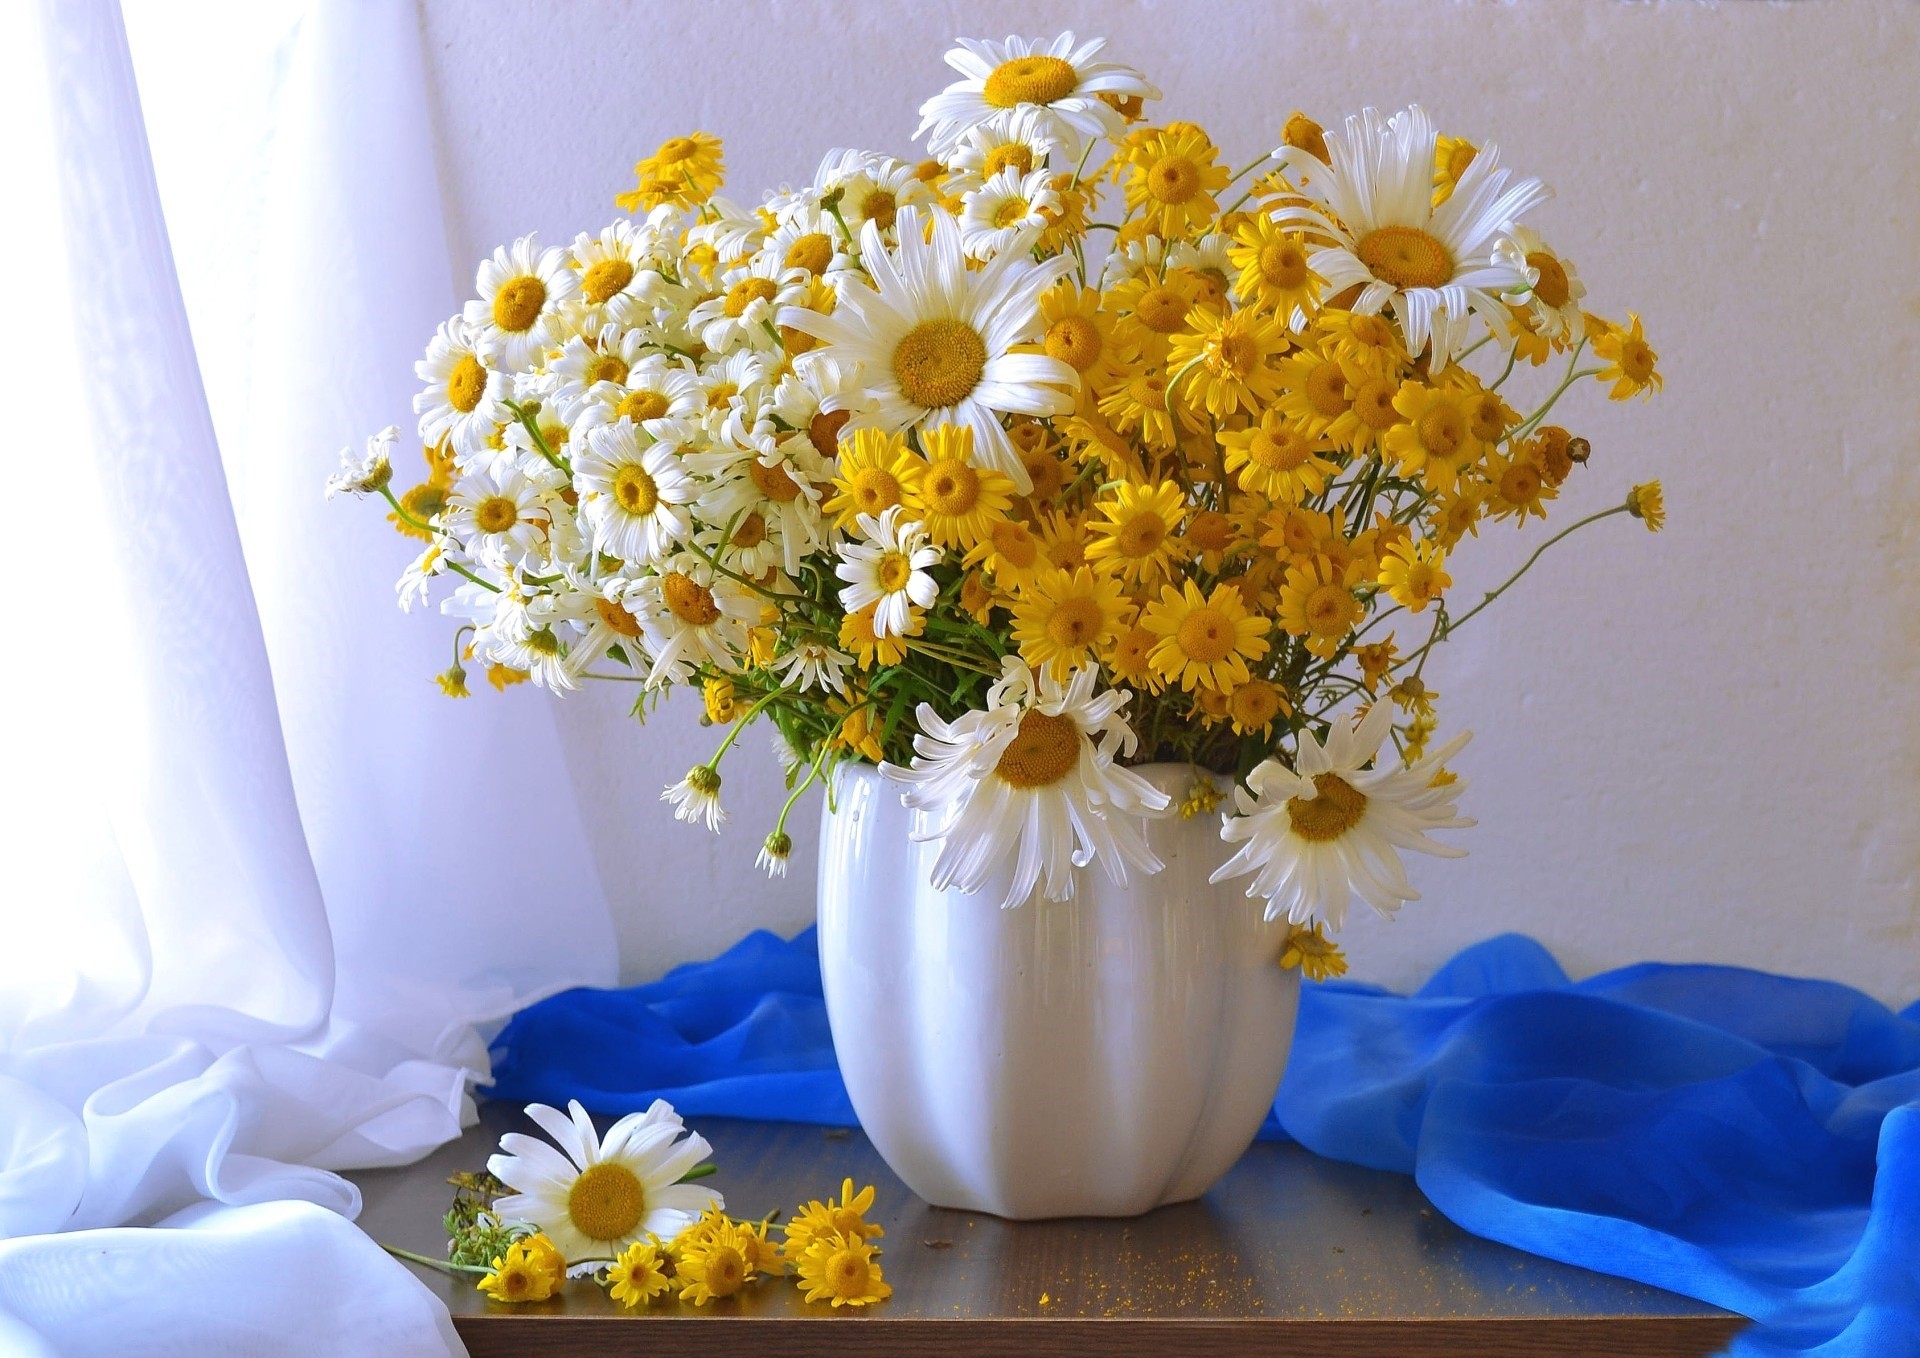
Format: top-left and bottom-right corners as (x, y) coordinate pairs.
(0, 1), (615, 1350)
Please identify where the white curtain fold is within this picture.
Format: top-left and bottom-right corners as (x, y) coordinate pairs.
(0, 0), (618, 1350)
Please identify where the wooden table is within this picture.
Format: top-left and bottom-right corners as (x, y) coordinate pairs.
(352, 1101), (1746, 1356)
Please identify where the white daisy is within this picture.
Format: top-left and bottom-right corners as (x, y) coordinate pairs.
(441, 467), (554, 570)
(685, 195), (768, 267)
(836, 505), (939, 638)
(488, 1098), (721, 1271)
(565, 353), (704, 434)
(691, 410), (828, 576)
(692, 348), (777, 438)
(772, 638), (853, 696)
(960, 165), (1062, 261)
(572, 419), (695, 564)
(414, 316), (507, 458)
(687, 253), (808, 354)
(693, 508), (787, 579)
(464, 233), (580, 373)
(480, 589), (582, 692)
(397, 542), (446, 612)
(663, 763), (728, 831)
(882, 657), (1170, 910)
(325, 426), (395, 499)
(632, 555), (756, 686)
(915, 32), (1158, 162)
(942, 106), (1065, 194)
(1210, 702), (1473, 930)
(1272, 105), (1550, 366)
(566, 221), (665, 333)
(763, 211), (852, 281)
(1494, 225), (1588, 342)
(780, 207), (1077, 490)
(812, 148), (934, 244)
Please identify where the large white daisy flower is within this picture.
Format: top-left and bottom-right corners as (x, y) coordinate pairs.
(915, 32), (1158, 162)
(566, 220), (669, 334)
(1272, 105), (1550, 366)
(414, 316), (507, 458)
(835, 505), (939, 638)
(883, 657), (1171, 910)
(573, 419), (695, 564)
(463, 233), (580, 374)
(1211, 702), (1473, 930)
(779, 207), (1077, 490)
(960, 165), (1063, 261)
(488, 1098), (721, 1272)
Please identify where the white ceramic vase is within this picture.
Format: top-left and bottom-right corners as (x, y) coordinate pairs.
(816, 763), (1301, 1220)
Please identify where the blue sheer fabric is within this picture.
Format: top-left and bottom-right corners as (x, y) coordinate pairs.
(487, 929), (1920, 1355)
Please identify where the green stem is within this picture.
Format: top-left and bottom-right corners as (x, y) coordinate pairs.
(773, 744), (830, 839)
(707, 685), (790, 767)
(382, 1244), (491, 1277)
(446, 561), (501, 594)
(379, 486), (434, 534)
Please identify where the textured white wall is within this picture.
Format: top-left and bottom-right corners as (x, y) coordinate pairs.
(416, 0), (1920, 1003)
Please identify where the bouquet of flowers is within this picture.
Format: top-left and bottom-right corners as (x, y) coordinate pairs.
(331, 32), (1662, 948)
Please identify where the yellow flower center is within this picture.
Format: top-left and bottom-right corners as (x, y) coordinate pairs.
(1146, 154), (1202, 205)
(582, 258), (635, 304)
(587, 353), (630, 387)
(700, 1246), (747, 1297)
(1303, 361), (1350, 419)
(1356, 226), (1453, 290)
(474, 495), (518, 534)
(618, 389), (670, 423)
(1213, 330), (1260, 376)
(1619, 337), (1656, 383)
(663, 571), (721, 626)
(1187, 509), (1234, 552)
(1045, 315), (1102, 371)
(567, 1162), (646, 1241)
(989, 518), (1038, 569)
(1176, 606), (1236, 663)
(1499, 461), (1542, 505)
(1525, 250), (1570, 309)
(859, 189), (898, 231)
(1259, 238), (1310, 289)
(1116, 509), (1168, 558)
(992, 196), (1032, 228)
(1250, 427), (1310, 470)
(983, 55), (1078, 108)
(849, 466), (902, 514)
(784, 232), (835, 274)
(491, 275), (548, 332)
(1417, 403), (1468, 459)
(893, 319), (987, 410)
(612, 463), (659, 516)
(1135, 284), (1190, 333)
(1046, 595), (1105, 648)
(724, 276), (780, 318)
(875, 550), (914, 593)
(594, 597), (642, 637)
(731, 511), (768, 549)
(825, 1247), (874, 1299)
(1352, 376), (1400, 431)
(809, 408), (851, 457)
(920, 459), (980, 516)
(984, 143), (1035, 177)
(1286, 772), (1369, 842)
(706, 381), (739, 411)
(447, 355), (488, 414)
(657, 136), (700, 164)
(1465, 394), (1508, 444)
(1304, 583), (1354, 635)
(994, 709), (1080, 788)
(1230, 679), (1282, 728)
(747, 458), (803, 503)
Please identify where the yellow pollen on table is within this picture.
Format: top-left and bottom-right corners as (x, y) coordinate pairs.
(447, 354), (488, 414)
(663, 572), (721, 626)
(875, 551), (914, 593)
(893, 319), (987, 410)
(1418, 405), (1468, 458)
(1260, 240), (1310, 289)
(1187, 509), (1234, 552)
(1356, 226), (1453, 291)
(612, 463), (660, 515)
(1525, 251), (1570, 309)
(587, 354), (630, 387)
(921, 460), (980, 515)
(809, 408), (851, 457)
(1047, 596), (1105, 647)
(567, 1161), (647, 1241)
(1116, 511), (1167, 558)
(992, 197), (1032, 228)
(474, 495), (518, 533)
(748, 458), (803, 503)
(991, 519), (1038, 568)
(1251, 428), (1310, 470)
(1500, 462), (1542, 503)
(1214, 331), (1259, 376)
(594, 597), (642, 637)
(731, 511), (768, 548)
(1135, 285), (1190, 333)
(984, 143), (1035, 177)
(1305, 584), (1353, 634)
(491, 275), (548, 332)
(1176, 607), (1236, 663)
(619, 389), (670, 423)
(859, 190), (898, 231)
(582, 258), (635, 304)
(1287, 773), (1368, 842)
(994, 709), (1080, 788)
(1353, 377), (1400, 430)
(983, 54), (1078, 108)
(850, 467), (901, 514)
(1146, 154), (1202, 205)
(725, 276), (780, 318)
(1305, 362), (1351, 419)
(784, 232), (834, 274)
(1045, 315), (1102, 371)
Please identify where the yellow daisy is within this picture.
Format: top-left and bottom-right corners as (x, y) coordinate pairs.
(831, 695), (887, 763)
(1627, 480), (1665, 532)
(675, 1217), (756, 1306)
(1229, 213), (1322, 318)
(1279, 922), (1349, 982)
(1040, 281), (1122, 397)
(1106, 623), (1164, 692)
(839, 602), (919, 668)
(1141, 580), (1272, 692)
(1384, 382), (1479, 492)
(1484, 445), (1556, 525)
(796, 1232), (892, 1308)
(1272, 346), (1358, 445)
(616, 132), (725, 213)
(1219, 414), (1337, 503)
(1105, 268), (1203, 361)
(959, 569), (999, 625)
(605, 1239), (672, 1310)
(1011, 566), (1131, 679)
(1593, 312), (1662, 401)
(1226, 677), (1287, 736)
(1260, 503), (1341, 566)
(1377, 538), (1451, 612)
(1339, 359), (1404, 458)
(962, 516), (1046, 589)
(824, 428), (923, 532)
(784, 1179), (885, 1262)
(1320, 309), (1409, 377)
(1276, 557), (1367, 659)
(905, 423), (1017, 551)
(1167, 305), (1289, 420)
(477, 1234), (565, 1305)
(1096, 364), (1181, 450)
(1084, 480), (1188, 585)
(1123, 126), (1231, 239)
(1432, 485), (1489, 549)
(1034, 507), (1093, 573)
